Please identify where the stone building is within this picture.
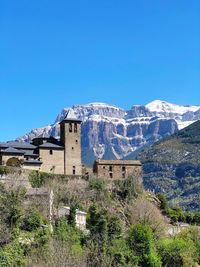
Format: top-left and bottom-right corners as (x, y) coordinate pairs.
(93, 159), (142, 179)
(0, 109), (142, 179)
(0, 109), (82, 176)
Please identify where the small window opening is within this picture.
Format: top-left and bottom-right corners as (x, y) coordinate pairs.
(69, 123), (72, 132)
(73, 166), (76, 175)
(76, 139), (78, 144)
(49, 150), (53, 155)
(74, 123), (77, 133)
(109, 173), (113, 178)
(109, 166), (113, 172)
(122, 166), (126, 172)
(72, 147), (74, 150)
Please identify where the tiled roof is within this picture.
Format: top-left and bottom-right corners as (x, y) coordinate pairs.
(0, 141), (36, 150)
(2, 147), (24, 155)
(23, 150), (39, 157)
(23, 160), (42, 165)
(32, 136), (57, 141)
(39, 142), (64, 149)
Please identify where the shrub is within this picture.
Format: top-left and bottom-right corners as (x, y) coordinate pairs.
(28, 171), (54, 188)
(21, 208), (44, 232)
(113, 174), (143, 202)
(158, 237), (197, 267)
(0, 240), (26, 267)
(0, 166), (19, 176)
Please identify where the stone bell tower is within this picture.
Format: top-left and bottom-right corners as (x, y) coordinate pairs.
(60, 109), (82, 175)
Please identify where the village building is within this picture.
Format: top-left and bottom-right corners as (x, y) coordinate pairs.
(0, 109), (142, 179)
(93, 159), (142, 179)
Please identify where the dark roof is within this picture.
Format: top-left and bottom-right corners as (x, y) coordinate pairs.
(22, 149), (38, 156)
(32, 136), (57, 142)
(23, 160), (43, 165)
(1, 147), (25, 155)
(0, 141), (36, 150)
(39, 142), (64, 149)
(24, 151), (39, 157)
(60, 109), (82, 123)
(95, 159), (142, 166)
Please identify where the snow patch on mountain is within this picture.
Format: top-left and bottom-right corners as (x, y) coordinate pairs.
(146, 100), (199, 115)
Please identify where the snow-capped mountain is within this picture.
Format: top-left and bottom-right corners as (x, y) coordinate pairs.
(17, 100), (200, 165)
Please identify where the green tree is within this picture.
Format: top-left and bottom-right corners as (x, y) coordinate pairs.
(157, 193), (168, 212)
(68, 205), (77, 227)
(128, 223), (161, 267)
(107, 216), (122, 242)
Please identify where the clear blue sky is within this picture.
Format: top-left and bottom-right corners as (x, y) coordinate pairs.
(0, 0), (199, 141)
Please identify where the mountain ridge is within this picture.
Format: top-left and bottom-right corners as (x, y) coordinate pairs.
(16, 100), (200, 165)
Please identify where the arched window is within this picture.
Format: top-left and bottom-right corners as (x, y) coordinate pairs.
(73, 166), (76, 175)
(6, 157), (21, 167)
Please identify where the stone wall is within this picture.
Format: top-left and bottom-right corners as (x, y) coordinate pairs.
(23, 164), (41, 171)
(39, 148), (64, 174)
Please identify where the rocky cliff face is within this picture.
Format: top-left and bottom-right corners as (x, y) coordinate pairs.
(17, 100), (200, 165)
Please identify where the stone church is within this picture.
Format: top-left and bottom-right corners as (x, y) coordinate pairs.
(0, 110), (82, 175)
(0, 109), (142, 178)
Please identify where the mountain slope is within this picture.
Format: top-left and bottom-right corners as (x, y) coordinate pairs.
(138, 120), (200, 211)
(17, 100), (200, 165)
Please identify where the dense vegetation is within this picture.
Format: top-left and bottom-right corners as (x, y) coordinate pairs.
(0, 168), (200, 266)
(139, 120), (200, 210)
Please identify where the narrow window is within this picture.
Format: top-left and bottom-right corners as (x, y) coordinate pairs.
(109, 166), (113, 172)
(69, 123), (72, 132)
(109, 173), (113, 178)
(122, 166), (126, 172)
(49, 150), (53, 155)
(74, 123), (77, 133)
(72, 147), (74, 150)
(76, 139), (78, 144)
(73, 166), (76, 175)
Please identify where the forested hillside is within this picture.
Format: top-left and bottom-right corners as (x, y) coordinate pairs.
(0, 167), (200, 266)
(139, 120), (200, 211)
